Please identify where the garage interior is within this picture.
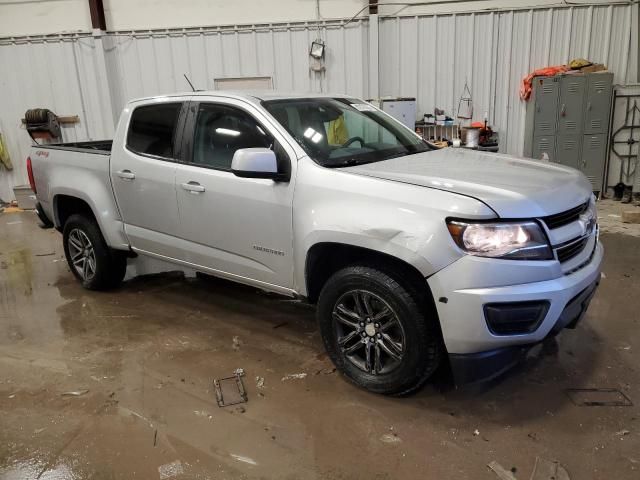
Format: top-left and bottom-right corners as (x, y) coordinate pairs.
(2, 0), (640, 479)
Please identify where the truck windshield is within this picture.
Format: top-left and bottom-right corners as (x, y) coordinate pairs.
(262, 97), (429, 167)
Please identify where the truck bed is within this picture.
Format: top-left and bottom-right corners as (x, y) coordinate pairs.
(38, 140), (113, 154)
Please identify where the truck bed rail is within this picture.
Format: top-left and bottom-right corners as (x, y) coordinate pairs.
(36, 140), (112, 155)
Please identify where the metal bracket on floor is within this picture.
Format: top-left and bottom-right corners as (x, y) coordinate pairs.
(214, 368), (248, 407)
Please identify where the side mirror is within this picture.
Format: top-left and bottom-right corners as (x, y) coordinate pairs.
(231, 148), (285, 181)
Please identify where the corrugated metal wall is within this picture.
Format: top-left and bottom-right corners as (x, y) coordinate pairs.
(102, 21), (370, 118)
(0, 3), (638, 201)
(0, 20), (369, 201)
(379, 3), (639, 156)
(0, 35), (114, 201)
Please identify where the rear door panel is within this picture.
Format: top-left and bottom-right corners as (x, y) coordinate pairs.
(110, 100), (188, 257)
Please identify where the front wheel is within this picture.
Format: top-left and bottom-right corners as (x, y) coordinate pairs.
(317, 265), (442, 396)
(62, 214), (126, 290)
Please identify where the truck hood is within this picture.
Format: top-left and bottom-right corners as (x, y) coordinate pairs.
(343, 148), (592, 217)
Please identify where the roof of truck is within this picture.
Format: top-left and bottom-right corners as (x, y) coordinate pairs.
(127, 91), (356, 105)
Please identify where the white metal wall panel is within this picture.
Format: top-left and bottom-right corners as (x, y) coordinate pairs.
(0, 21), (368, 200)
(0, 4), (638, 200)
(103, 21), (369, 115)
(0, 36), (113, 201)
(379, 3), (638, 157)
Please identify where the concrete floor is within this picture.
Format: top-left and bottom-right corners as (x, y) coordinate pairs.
(1, 210), (639, 480)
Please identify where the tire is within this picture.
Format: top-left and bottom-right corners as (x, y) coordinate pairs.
(317, 265), (442, 396)
(62, 214), (127, 290)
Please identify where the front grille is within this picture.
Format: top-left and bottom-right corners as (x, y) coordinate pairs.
(556, 236), (589, 263)
(542, 202), (588, 229)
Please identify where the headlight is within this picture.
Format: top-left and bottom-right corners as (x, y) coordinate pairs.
(446, 219), (553, 260)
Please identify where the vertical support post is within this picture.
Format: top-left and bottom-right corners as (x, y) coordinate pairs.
(368, 13), (379, 100)
(633, 1), (640, 83)
(88, 0), (107, 31)
(92, 29), (117, 130)
(87, 0), (116, 131)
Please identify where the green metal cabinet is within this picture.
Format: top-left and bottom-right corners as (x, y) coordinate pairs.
(524, 71), (613, 194)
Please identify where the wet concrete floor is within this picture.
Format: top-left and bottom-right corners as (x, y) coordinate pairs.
(0, 210), (639, 479)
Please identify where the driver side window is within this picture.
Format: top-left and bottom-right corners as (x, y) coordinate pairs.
(192, 104), (272, 170)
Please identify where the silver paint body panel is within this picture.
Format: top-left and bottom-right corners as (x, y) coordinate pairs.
(31, 91), (602, 354)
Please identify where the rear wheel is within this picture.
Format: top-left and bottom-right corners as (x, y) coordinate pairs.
(317, 265), (442, 395)
(62, 214), (126, 290)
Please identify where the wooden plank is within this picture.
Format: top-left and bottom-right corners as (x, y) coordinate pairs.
(21, 115), (79, 125)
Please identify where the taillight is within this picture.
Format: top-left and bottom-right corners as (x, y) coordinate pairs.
(27, 156), (37, 194)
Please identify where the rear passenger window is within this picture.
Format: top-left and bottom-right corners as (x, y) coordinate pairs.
(127, 103), (182, 158)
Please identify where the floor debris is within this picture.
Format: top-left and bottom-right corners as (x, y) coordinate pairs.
(616, 429), (631, 436)
(487, 461), (517, 480)
(232, 335), (241, 350)
(61, 389), (89, 397)
(230, 454), (258, 465)
(566, 388), (633, 406)
(281, 373), (307, 381)
(380, 433), (402, 444)
(158, 460), (184, 479)
(255, 376), (265, 389)
(530, 457), (570, 480)
(314, 367), (337, 375)
(214, 369), (247, 407)
(193, 410), (213, 419)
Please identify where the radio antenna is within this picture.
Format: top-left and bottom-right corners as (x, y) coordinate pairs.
(184, 74), (196, 92)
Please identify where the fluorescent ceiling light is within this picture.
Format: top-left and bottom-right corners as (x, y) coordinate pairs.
(215, 128), (241, 137)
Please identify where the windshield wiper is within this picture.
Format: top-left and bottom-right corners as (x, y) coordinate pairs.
(324, 157), (361, 168)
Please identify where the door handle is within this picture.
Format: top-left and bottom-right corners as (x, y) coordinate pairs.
(181, 181), (205, 194)
(116, 169), (135, 180)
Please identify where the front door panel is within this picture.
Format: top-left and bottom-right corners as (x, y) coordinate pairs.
(174, 99), (296, 289)
(175, 166), (293, 286)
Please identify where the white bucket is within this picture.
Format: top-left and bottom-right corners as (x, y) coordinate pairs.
(461, 127), (480, 148)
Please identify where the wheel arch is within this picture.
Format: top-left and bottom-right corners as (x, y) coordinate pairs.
(50, 188), (129, 250)
(304, 242), (435, 307)
(53, 194), (97, 230)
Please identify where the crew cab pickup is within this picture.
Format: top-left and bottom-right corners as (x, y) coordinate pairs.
(28, 92), (603, 394)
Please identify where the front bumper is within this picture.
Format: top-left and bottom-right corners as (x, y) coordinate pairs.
(427, 241), (603, 382)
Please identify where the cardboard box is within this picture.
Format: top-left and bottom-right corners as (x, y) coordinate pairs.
(12, 185), (36, 210)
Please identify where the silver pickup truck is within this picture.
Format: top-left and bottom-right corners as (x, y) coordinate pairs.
(28, 92), (603, 394)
